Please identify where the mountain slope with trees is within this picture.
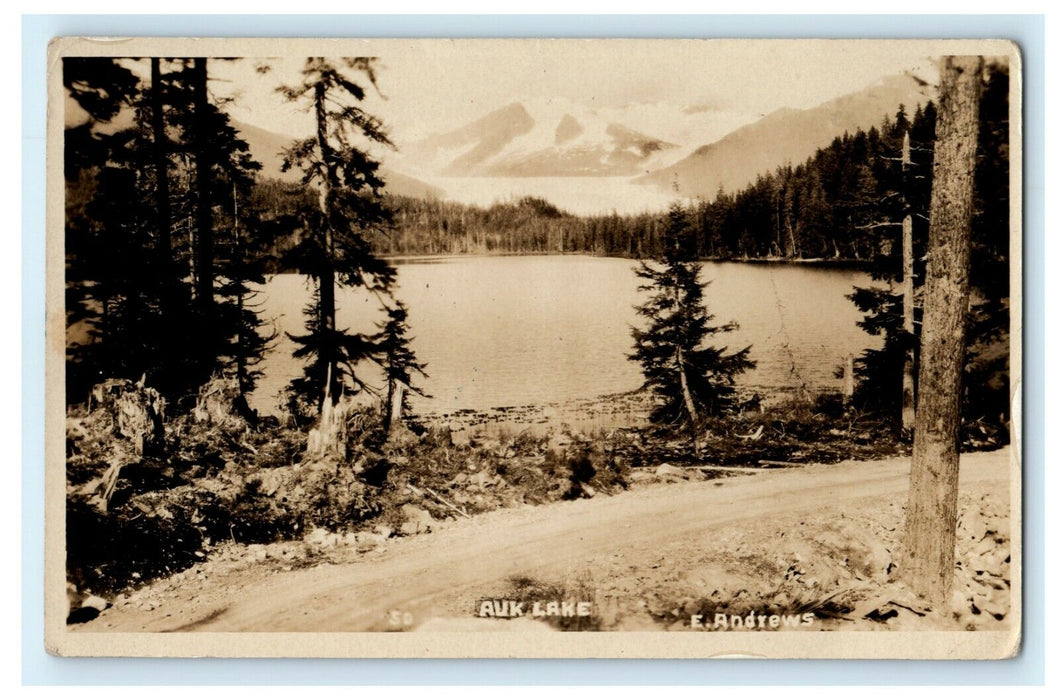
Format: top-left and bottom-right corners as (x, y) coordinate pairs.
(637, 74), (932, 199)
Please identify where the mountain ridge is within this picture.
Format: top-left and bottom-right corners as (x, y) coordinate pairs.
(636, 74), (933, 199)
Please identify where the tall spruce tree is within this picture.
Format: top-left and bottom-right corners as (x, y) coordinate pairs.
(190, 58), (216, 320)
(167, 62), (270, 344)
(963, 62), (1011, 436)
(146, 56), (267, 404)
(630, 203), (754, 447)
(211, 131), (272, 413)
(278, 57), (396, 409)
(217, 182), (274, 403)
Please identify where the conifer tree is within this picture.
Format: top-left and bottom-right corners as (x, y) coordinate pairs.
(64, 57), (268, 406)
(214, 160), (273, 413)
(63, 57), (139, 181)
(847, 101), (935, 422)
(278, 57), (396, 409)
(64, 58), (141, 399)
(148, 57), (267, 403)
(190, 58), (216, 320)
(630, 203), (754, 446)
(374, 300), (428, 433)
(64, 59), (170, 399)
(850, 63), (1009, 436)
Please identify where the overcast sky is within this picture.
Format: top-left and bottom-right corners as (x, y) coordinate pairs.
(203, 40), (939, 145)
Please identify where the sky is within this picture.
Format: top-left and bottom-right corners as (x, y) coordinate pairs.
(204, 40), (941, 146)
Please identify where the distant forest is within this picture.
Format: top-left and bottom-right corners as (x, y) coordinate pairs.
(242, 63), (1008, 275)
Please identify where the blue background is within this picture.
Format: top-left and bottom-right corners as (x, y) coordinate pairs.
(22, 13), (1045, 685)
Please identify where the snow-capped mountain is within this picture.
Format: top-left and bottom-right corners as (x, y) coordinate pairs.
(395, 98), (726, 178)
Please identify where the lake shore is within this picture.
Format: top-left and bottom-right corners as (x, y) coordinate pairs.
(411, 383), (829, 438)
(381, 250), (877, 270)
(412, 388), (656, 436)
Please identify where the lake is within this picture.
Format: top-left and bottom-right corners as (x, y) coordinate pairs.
(248, 256), (880, 416)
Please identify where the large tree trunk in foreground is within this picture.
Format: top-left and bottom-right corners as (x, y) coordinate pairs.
(902, 55), (982, 607)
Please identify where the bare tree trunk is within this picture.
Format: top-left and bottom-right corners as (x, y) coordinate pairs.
(304, 80), (349, 456)
(842, 353), (855, 406)
(901, 130), (917, 434)
(785, 216), (799, 258)
(187, 212), (195, 291)
(150, 59), (172, 279)
(192, 57), (214, 319)
(307, 364), (349, 459)
(232, 182), (248, 398)
(388, 381), (406, 437)
(676, 346), (701, 453)
(902, 55), (982, 607)
(313, 80), (339, 407)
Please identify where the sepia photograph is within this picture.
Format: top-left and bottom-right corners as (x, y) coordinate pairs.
(46, 37), (1021, 658)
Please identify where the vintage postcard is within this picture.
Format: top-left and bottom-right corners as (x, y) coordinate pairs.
(46, 37), (1022, 658)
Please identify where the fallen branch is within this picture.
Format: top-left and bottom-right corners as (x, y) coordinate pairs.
(99, 462), (123, 509)
(408, 484), (471, 519)
(424, 487), (471, 519)
(757, 459), (804, 468)
(734, 425), (765, 441)
(686, 465), (775, 473)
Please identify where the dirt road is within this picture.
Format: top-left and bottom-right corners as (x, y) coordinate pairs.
(80, 448), (1012, 633)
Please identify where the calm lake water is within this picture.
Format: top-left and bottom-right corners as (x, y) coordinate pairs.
(248, 255), (880, 416)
